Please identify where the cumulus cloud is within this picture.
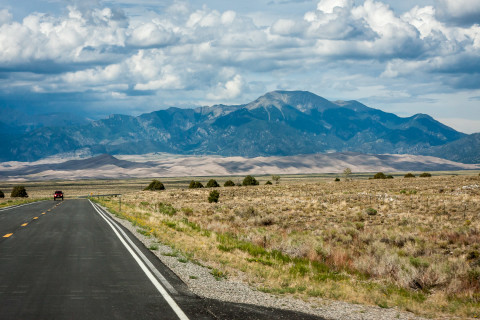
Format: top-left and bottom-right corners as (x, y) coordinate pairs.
(0, 6), (128, 67)
(0, 0), (479, 121)
(207, 75), (245, 100)
(128, 22), (176, 47)
(316, 0), (353, 14)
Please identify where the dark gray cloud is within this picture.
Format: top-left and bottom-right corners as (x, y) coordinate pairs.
(435, 0), (480, 26)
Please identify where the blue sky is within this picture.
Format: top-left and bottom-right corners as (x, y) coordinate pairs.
(0, 0), (479, 133)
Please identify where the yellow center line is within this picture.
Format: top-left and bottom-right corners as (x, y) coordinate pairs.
(41, 212), (46, 215)
(33, 217), (38, 220)
(21, 223), (28, 227)
(3, 233), (13, 238)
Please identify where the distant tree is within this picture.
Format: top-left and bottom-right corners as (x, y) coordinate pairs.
(335, 177), (340, 182)
(386, 175), (394, 179)
(419, 172), (432, 178)
(242, 175), (259, 186)
(144, 179), (165, 191)
(271, 175), (281, 184)
(208, 190), (220, 203)
(343, 168), (352, 181)
(0, 190), (4, 198)
(206, 179), (220, 188)
(265, 180), (273, 185)
(404, 173), (416, 178)
(224, 180), (235, 187)
(11, 186), (28, 198)
(372, 172), (387, 179)
(189, 180), (204, 189)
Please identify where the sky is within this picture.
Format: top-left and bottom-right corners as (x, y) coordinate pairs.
(0, 0), (479, 133)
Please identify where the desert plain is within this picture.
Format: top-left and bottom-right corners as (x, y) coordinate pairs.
(1, 171), (480, 318)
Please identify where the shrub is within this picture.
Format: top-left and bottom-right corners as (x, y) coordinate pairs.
(265, 181), (272, 185)
(224, 180), (235, 187)
(271, 175), (280, 184)
(157, 202), (176, 216)
(386, 175), (394, 179)
(11, 186), (28, 198)
(335, 178), (340, 182)
(0, 190), (4, 198)
(206, 179), (220, 188)
(242, 175), (259, 186)
(365, 208), (377, 216)
(419, 172), (432, 178)
(372, 172), (387, 179)
(189, 180), (204, 189)
(404, 173), (416, 178)
(208, 190), (220, 203)
(143, 179), (165, 191)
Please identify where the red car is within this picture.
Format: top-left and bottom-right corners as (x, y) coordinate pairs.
(54, 191), (64, 201)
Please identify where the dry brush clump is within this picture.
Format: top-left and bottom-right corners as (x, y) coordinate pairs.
(96, 175), (480, 318)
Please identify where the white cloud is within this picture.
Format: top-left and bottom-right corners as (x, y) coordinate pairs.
(221, 11), (236, 25)
(128, 22), (175, 47)
(207, 75), (245, 100)
(316, 0), (353, 14)
(0, 7), (127, 66)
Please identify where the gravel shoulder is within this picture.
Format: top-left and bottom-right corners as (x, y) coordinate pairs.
(102, 205), (435, 320)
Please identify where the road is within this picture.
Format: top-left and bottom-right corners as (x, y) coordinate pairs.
(0, 199), (324, 320)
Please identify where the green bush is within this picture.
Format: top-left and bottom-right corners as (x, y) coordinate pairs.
(11, 186), (28, 198)
(404, 173), (416, 178)
(206, 179), (220, 188)
(334, 178), (340, 182)
(365, 208), (377, 216)
(157, 202), (177, 216)
(224, 180), (235, 187)
(189, 180), (204, 189)
(386, 175), (394, 179)
(144, 179), (165, 191)
(372, 172), (387, 179)
(271, 175), (280, 184)
(208, 190), (220, 203)
(265, 180), (273, 185)
(242, 175), (259, 186)
(419, 172), (432, 178)
(0, 190), (4, 198)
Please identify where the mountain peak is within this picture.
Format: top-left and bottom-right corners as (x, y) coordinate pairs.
(246, 90), (336, 113)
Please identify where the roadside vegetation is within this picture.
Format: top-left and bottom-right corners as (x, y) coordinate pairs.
(0, 198), (47, 209)
(95, 174), (480, 318)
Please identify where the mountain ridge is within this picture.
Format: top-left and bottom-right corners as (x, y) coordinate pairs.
(0, 90), (476, 163)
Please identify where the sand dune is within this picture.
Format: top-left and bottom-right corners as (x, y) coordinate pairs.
(0, 152), (478, 181)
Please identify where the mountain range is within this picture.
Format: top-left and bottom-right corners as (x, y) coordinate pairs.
(0, 91), (478, 163)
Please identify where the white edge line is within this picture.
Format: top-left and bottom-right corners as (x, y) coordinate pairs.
(0, 200), (46, 212)
(89, 200), (189, 320)
(92, 202), (178, 294)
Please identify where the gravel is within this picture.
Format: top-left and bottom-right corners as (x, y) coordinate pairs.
(103, 206), (434, 320)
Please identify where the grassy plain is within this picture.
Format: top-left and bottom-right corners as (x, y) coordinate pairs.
(1, 172), (480, 318)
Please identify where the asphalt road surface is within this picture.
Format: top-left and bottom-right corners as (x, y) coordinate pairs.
(0, 199), (324, 320)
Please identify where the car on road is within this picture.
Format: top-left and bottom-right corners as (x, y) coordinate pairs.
(54, 191), (64, 201)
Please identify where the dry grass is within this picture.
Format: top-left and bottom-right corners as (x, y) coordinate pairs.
(95, 174), (480, 318)
(3, 173), (480, 318)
